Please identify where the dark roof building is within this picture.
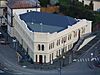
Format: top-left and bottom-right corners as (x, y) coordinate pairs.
(20, 11), (77, 33)
(7, 0), (40, 9)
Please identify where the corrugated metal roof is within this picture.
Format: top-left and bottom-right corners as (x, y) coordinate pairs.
(20, 11), (77, 33)
(7, 0), (40, 9)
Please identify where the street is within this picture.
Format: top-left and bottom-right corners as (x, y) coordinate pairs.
(0, 32), (100, 75)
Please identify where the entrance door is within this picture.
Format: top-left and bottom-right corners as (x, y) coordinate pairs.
(39, 55), (43, 64)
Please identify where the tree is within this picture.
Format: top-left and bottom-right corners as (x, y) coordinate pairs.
(39, 0), (50, 7)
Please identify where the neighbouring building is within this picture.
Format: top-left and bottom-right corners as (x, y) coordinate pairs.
(6, 0), (40, 37)
(79, 0), (100, 11)
(12, 11), (92, 64)
(0, 0), (7, 26)
(50, 0), (59, 5)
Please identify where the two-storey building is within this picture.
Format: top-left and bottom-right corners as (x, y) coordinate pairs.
(12, 11), (92, 64)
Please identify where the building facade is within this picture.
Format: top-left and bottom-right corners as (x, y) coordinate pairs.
(79, 0), (100, 11)
(12, 11), (92, 64)
(0, 0), (7, 26)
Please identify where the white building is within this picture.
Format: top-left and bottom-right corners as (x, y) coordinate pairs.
(6, 0), (40, 37)
(12, 11), (92, 64)
(0, 0), (7, 25)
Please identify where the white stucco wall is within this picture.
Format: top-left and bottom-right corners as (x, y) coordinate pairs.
(13, 8), (40, 15)
(0, 0), (7, 7)
(13, 12), (92, 63)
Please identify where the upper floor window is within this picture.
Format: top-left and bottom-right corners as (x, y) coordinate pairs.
(49, 42), (55, 50)
(56, 39), (60, 46)
(68, 34), (72, 40)
(42, 45), (44, 51)
(61, 36), (67, 44)
(38, 44), (41, 50)
(81, 27), (85, 34)
(68, 44), (72, 50)
(38, 44), (44, 51)
(53, 42), (54, 48)
(73, 31), (77, 37)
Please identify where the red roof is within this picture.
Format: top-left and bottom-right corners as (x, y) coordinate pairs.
(7, 0), (40, 9)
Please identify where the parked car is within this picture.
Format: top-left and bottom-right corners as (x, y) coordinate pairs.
(0, 38), (6, 44)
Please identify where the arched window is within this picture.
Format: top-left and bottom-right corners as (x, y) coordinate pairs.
(42, 45), (44, 51)
(38, 44), (40, 50)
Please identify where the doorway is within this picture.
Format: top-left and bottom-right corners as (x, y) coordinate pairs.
(39, 55), (43, 64)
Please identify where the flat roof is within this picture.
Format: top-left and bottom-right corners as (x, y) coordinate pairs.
(20, 11), (78, 33)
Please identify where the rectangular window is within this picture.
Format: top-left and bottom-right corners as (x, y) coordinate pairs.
(58, 39), (60, 45)
(73, 31), (77, 37)
(57, 40), (58, 46)
(68, 44), (72, 50)
(56, 51), (58, 57)
(68, 34), (72, 40)
(81, 27), (85, 34)
(59, 50), (60, 56)
(50, 54), (51, 62)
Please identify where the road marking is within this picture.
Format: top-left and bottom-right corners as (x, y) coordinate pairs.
(75, 58), (100, 62)
(85, 58), (87, 62)
(79, 59), (82, 62)
(82, 59), (84, 62)
(80, 39), (100, 58)
(97, 57), (99, 61)
(77, 59), (80, 62)
(87, 58), (90, 61)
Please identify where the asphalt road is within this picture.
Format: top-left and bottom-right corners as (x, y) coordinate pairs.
(0, 33), (100, 75)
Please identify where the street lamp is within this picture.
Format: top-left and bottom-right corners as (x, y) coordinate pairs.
(62, 56), (65, 67)
(91, 53), (94, 59)
(51, 60), (53, 64)
(58, 59), (61, 75)
(12, 38), (17, 50)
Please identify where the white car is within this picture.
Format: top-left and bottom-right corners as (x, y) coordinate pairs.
(0, 38), (6, 44)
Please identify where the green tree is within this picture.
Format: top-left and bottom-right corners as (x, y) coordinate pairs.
(39, 0), (50, 7)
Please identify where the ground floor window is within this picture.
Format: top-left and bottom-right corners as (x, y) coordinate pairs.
(50, 54), (51, 62)
(59, 50), (60, 56)
(36, 55), (37, 62)
(44, 55), (46, 63)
